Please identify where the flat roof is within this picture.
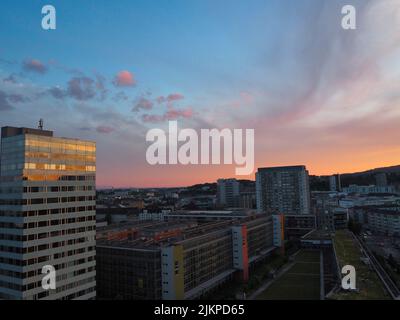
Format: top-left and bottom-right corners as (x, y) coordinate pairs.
(1, 126), (96, 144)
(301, 229), (332, 240)
(1, 126), (53, 138)
(96, 215), (268, 250)
(257, 165), (306, 171)
(170, 210), (250, 216)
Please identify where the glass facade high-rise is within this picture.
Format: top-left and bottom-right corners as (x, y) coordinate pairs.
(0, 126), (96, 300)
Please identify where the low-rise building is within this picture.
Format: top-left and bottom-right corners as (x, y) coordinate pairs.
(284, 215), (316, 239)
(342, 184), (396, 195)
(96, 215), (275, 300)
(367, 207), (400, 237)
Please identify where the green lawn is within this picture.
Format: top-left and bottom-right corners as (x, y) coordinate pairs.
(289, 261), (320, 274)
(204, 252), (287, 300)
(256, 249), (321, 300)
(332, 230), (389, 300)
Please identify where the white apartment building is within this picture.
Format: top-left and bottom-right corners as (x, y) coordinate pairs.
(0, 126), (96, 300)
(367, 209), (400, 237)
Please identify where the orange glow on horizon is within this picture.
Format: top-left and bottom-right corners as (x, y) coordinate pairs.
(96, 157), (400, 188)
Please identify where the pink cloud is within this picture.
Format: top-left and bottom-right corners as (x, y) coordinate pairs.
(164, 107), (193, 120)
(156, 93), (184, 104)
(113, 70), (136, 87)
(167, 93), (184, 101)
(96, 125), (115, 134)
(23, 59), (47, 74)
(156, 96), (165, 104)
(142, 114), (164, 123)
(133, 97), (153, 112)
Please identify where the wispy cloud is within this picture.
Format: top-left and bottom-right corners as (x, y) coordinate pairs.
(67, 76), (96, 100)
(156, 93), (184, 105)
(47, 86), (67, 99)
(0, 90), (14, 111)
(132, 97), (153, 112)
(2, 74), (18, 84)
(96, 125), (115, 134)
(142, 106), (193, 123)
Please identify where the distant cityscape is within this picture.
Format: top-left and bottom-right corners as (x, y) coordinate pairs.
(1, 126), (400, 300)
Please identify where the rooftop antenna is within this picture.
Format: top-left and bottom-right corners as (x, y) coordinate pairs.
(38, 119), (43, 130)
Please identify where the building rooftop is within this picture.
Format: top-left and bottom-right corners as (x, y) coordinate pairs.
(170, 209), (252, 216)
(1, 126), (53, 138)
(96, 215), (269, 250)
(257, 165), (306, 171)
(301, 229), (332, 241)
(1, 126), (96, 145)
(332, 230), (388, 299)
(366, 208), (400, 216)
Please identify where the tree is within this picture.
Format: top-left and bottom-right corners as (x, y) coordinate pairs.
(348, 217), (361, 235)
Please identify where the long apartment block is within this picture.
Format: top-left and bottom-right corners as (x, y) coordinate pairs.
(96, 214), (275, 300)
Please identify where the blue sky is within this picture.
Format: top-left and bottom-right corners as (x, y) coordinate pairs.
(0, 0), (346, 101)
(1, 0), (399, 187)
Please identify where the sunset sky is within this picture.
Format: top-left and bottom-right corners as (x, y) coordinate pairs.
(1, 0), (399, 187)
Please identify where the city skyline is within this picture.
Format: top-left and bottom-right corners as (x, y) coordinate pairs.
(1, 0), (400, 188)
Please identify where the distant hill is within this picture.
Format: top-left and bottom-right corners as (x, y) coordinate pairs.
(342, 165), (400, 176)
(182, 179), (255, 196)
(340, 165), (400, 188)
(184, 166), (400, 193)
(310, 164), (400, 191)
(99, 165), (400, 192)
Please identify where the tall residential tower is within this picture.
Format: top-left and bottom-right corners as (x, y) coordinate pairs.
(256, 165), (311, 215)
(217, 178), (240, 208)
(329, 174), (341, 192)
(0, 126), (96, 300)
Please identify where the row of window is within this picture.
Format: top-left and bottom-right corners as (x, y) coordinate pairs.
(25, 139), (95, 152)
(0, 225), (95, 242)
(0, 196), (95, 206)
(24, 163), (96, 172)
(0, 215), (95, 230)
(0, 245), (95, 267)
(1, 175), (95, 183)
(1, 163), (95, 172)
(0, 205), (96, 217)
(0, 185), (94, 194)
(0, 272), (96, 296)
(0, 245), (95, 269)
(25, 151), (95, 162)
(58, 285), (96, 300)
